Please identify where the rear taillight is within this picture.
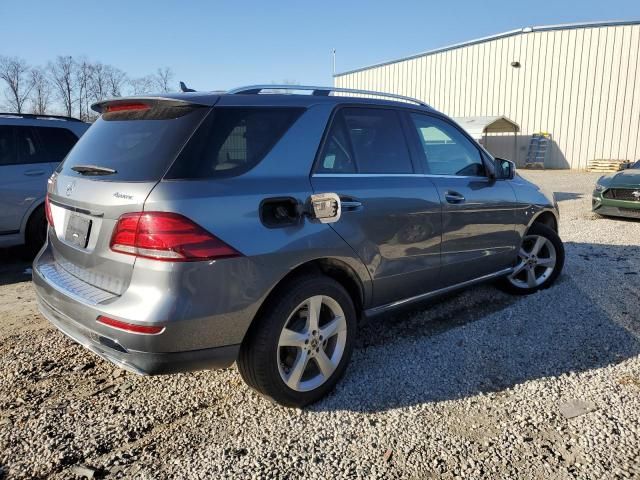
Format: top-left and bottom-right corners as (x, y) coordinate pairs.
(110, 212), (241, 261)
(45, 193), (54, 227)
(97, 315), (165, 335)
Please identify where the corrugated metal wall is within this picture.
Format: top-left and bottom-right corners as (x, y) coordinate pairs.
(334, 23), (640, 169)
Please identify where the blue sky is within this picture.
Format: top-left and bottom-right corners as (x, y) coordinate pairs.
(1, 0), (638, 91)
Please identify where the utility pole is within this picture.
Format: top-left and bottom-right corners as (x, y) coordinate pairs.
(332, 49), (336, 76)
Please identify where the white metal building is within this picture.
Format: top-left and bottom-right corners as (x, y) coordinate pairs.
(334, 20), (640, 169)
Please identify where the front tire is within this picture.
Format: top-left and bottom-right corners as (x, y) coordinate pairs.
(237, 275), (356, 407)
(498, 223), (565, 295)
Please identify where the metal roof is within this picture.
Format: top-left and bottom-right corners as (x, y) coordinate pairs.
(452, 116), (520, 139)
(335, 19), (640, 77)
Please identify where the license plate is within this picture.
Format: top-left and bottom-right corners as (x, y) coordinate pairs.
(65, 214), (92, 248)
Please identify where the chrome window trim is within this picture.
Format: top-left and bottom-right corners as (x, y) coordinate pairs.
(311, 173), (490, 180)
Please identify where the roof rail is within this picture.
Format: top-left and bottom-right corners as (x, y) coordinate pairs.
(227, 85), (430, 107)
(0, 112), (83, 122)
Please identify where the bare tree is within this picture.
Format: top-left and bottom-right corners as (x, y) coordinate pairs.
(48, 56), (75, 117)
(30, 67), (51, 114)
(0, 56), (33, 113)
(129, 75), (155, 95)
(88, 62), (108, 102)
(104, 65), (127, 97)
(154, 67), (174, 93)
(0, 54), (176, 115)
(75, 58), (94, 121)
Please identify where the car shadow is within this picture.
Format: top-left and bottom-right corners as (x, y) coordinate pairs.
(0, 246), (34, 286)
(314, 241), (640, 413)
(554, 191), (583, 202)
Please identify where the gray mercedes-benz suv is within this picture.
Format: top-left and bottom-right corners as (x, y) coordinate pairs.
(33, 86), (564, 407)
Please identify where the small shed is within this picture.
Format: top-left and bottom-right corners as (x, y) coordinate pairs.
(452, 116), (520, 161)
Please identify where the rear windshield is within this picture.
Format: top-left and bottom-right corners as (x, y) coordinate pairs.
(166, 107), (304, 179)
(58, 106), (208, 181)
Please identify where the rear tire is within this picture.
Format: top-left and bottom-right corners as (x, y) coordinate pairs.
(25, 205), (47, 257)
(498, 223), (565, 295)
(237, 275), (356, 408)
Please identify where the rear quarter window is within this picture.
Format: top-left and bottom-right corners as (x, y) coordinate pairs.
(166, 107), (304, 179)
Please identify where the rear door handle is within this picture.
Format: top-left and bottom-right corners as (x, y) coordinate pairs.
(24, 169), (46, 176)
(445, 191), (465, 204)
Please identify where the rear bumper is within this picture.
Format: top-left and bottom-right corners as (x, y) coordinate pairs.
(31, 243), (253, 374)
(36, 289), (239, 375)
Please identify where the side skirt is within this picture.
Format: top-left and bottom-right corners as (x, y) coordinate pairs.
(363, 267), (514, 319)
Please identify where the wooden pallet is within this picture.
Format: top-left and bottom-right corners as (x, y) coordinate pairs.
(586, 159), (631, 172)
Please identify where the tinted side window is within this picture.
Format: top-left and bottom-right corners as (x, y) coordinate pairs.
(0, 126), (16, 166)
(344, 108), (413, 174)
(168, 108), (304, 179)
(35, 127), (79, 163)
(410, 114), (485, 176)
(15, 126), (47, 165)
(316, 113), (356, 173)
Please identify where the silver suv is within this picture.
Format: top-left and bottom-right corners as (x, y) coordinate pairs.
(33, 86), (564, 407)
(0, 113), (89, 252)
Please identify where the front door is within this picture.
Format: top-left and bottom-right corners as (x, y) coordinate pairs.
(406, 113), (519, 286)
(310, 107), (442, 307)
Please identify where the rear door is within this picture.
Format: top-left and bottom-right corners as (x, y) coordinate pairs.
(0, 125), (53, 234)
(46, 100), (212, 295)
(310, 106), (442, 307)
(407, 113), (519, 285)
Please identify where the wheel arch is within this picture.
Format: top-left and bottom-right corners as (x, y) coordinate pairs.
(19, 196), (46, 242)
(242, 257), (369, 345)
(528, 209), (558, 233)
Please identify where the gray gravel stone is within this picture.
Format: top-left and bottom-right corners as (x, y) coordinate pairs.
(0, 170), (638, 479)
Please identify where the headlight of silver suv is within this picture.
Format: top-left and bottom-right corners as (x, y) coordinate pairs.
(594, 183), (606, 193)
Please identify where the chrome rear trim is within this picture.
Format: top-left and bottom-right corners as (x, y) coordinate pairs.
(37, 262), (118, 305)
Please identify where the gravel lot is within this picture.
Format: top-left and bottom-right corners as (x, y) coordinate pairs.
(1, 170), (639, 479)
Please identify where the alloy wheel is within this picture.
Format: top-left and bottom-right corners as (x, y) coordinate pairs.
(277, 295), (347, 392)
(508, 234), (557, 289)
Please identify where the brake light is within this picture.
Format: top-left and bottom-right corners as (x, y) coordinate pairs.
(104, 102), (150, 113)
(97, 315), (165, 335)
(110, 212), (241, 261)
(45, 193), (54, 227)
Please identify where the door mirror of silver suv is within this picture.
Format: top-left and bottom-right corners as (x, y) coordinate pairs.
(495, 158), (516, 180)
(307, 193), (341, 223)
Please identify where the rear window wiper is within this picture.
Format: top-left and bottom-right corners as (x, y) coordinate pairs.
(71, 164), (117, 176)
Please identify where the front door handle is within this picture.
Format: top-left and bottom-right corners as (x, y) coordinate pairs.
(445, 191), (465, 204)
(24, 169), (46, 176)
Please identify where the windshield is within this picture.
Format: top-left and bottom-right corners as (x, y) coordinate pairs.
(57, 106), (208, 181)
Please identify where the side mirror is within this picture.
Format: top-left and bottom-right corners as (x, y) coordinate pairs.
(307, 193), (341, 223)
(495, 158), (516, 180)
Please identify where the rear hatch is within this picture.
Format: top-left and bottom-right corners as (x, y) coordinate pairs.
(46, 97), (215, 295)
